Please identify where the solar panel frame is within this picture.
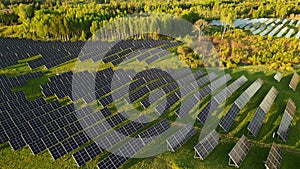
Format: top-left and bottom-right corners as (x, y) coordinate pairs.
(247, 107), (266, 137)
(228, 135), (251, 168)
(166, 124), (196, 152)
(194, 130), (220, 160)
(259, 87), (279, 113)
(219, 103), (240, 132)
(198, 76), (248, 124)
(277, 99), (296, 142)
(265, 143), (283, 169)
(234, 78), (264, 110)
(274, 72), (282, 82)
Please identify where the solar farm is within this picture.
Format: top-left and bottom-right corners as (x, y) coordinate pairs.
(0, 37), (299, 169)
(211, 18), (300, 39)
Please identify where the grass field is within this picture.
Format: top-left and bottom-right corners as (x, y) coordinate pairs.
(0, 58), (299, 169)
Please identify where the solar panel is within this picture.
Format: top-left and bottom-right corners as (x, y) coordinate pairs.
(276, 27), (288, 37)
(277, 99), (296, 142)
(289, 72), (299, 91)
(285, 28), (295, 38)
(175, 94), (198, 118)
(219, 103), (240, 132)
(274, 72), (282, 82)
(0, 125), (8, 144)
(100, 115), (147, 146)
(228, 135), (251, 168)
(74, 142), (104, 166)
(209, 74), (232, 92)
(259, 87), (279, 113)
(268, 24), (284, 37)
(234, 78), (264, 110)
(175, 74), (231, 118)
(285, 98), (296, 117)
(247, 86), (278, 136)
(197, 99), (219, 124)
(194, 130), (220, 160)
(214, 75), (248, 105)
(247, 107), (266, 137)
(97, 119), (170, 169)
(9, 136), (26, 151)
(138, 119), (170, 145)
(97, 139), (141, 169)
(72, 115), (148, 166)
(198, 76), (248, 124)
(166, 124), (196, 152)
(141, 70), (212, 110)
(48, 143), (67, 160)
(1, 100), (63, 144)
(265, 143), (283, 169)
(28, 109), (115, 155)
(155, 93), (180, 115)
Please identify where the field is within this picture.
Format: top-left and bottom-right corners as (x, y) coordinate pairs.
(0, 55), (299, 169)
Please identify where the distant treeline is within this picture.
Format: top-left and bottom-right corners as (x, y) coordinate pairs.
(0, 0), (299, 41)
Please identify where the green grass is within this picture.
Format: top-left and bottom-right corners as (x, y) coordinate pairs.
(0, 58), (299, 169)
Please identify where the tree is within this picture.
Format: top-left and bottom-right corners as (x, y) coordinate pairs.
(194, 19), (210, 40)
(79, 30), (86, 41)
(220, 9), (235, 39)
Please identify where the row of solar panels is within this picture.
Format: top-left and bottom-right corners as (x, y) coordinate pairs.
(0, 38), (179, 70)
(0, 37), (84, 69)
(211, 18), (300, 39)
(194, 130), (282, 169)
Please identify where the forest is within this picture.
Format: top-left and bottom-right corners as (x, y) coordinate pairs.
(0, 0), (299, 70)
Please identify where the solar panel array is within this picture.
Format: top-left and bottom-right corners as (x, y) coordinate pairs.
(197, 75), (248, 124)
(247, 87), (278, 137)
(154, 72), (219, 115)
(2, 35), (297, 169)
(0, 38), (185, 169)
(47, 111), (128, 160)
(211, 18), (300, 39)
(0, 37), (86, 69)
(219, 78), (264, 132)
(265, 143), (283, 169)
(125, 68), (194, 104)
(228, 135), (251, 168)
(175, 74), (232, 118)
(106, 40), (179, 65)
(73, 115), (149, 166)
(97, 119), (170, 169)
(138, 119), (171, 145)
(166, 124), (196, 152)
(277, 99), (296, 142)
(112, 68), (192, 109)
(289, 72), (299, 91)
(234, 78), (264, 110)
(194, 130), (220, 160)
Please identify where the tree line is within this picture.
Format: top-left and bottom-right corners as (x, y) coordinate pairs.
(1, 0), (300, 41)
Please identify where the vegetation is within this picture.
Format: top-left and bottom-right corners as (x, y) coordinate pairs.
(0, 0), (300, 41)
